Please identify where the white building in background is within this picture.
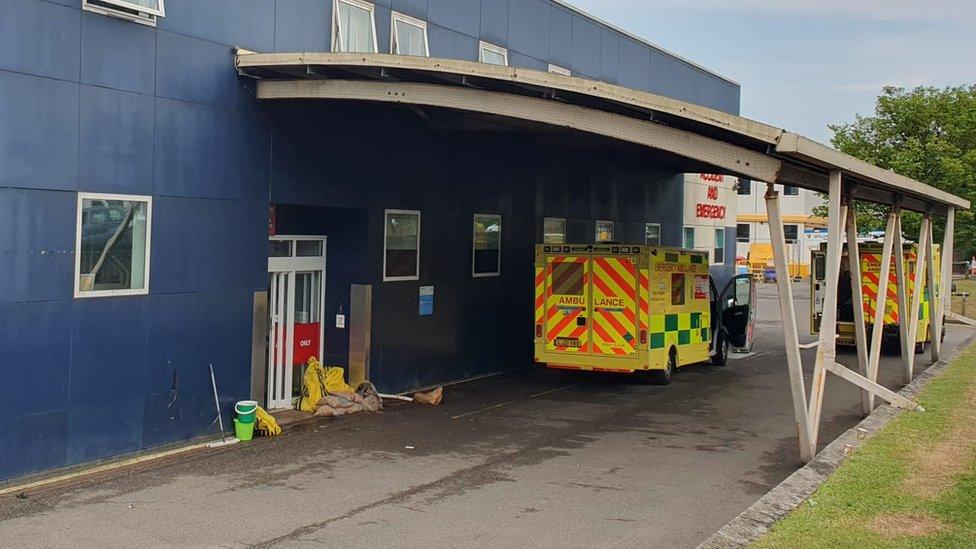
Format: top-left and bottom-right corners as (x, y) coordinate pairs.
(735, 180), (826, 278)
(682, 173), (737, 282)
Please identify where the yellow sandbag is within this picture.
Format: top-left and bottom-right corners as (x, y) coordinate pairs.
(325, 367), (353, 394)
(297, 357), (328, 412)
(254, 405), (281, 436)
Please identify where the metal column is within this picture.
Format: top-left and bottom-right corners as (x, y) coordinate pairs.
(866, 210), (898, 410)
(844, 202), (872, 415)
(934, 207), (956, 360)
(765, 183), (814, 462)
(905, 217), (931, 381)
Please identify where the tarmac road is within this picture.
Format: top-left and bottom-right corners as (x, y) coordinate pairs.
(1, 282), (972, 548)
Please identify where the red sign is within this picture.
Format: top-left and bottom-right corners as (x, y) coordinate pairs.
(696, 203), (727, 219)
(706, 186), (719, 200)
(292, 322), (321, 365)
(700, 174), (724, 183)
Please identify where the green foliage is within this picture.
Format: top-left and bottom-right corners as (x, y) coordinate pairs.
(821, 86), (976, 259)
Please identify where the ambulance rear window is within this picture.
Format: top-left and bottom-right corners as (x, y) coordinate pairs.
(551, 262), (585, 296)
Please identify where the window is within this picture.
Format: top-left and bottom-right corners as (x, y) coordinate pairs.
(737, 178), (751, 195)
(75, 193), (152, 298)
(83, 0), (164, 26)
(333, 0), (377, 53)
(551, 262), (584, 296)
(645, 223), (661, 245)
(714, 228), (726, 265)
(784, 224), (799, 242)
(544, 217), (566, 244)
(480, 41), (508, 66)
(384, 210), (420, 281)
(736, 223), (750, 243)
(784, 185), (799, 196)
(683, 227), (695, 249)
(473, 214), (502, 277)
(595, 220), (614, 243)
(548, 64), (571, 76)
(671, 273), (686, 306)
(391, 12), (428, 56)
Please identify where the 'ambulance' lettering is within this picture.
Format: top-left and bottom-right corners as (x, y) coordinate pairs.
(595, 298), (625, 307)
(558, 296), (586, 306)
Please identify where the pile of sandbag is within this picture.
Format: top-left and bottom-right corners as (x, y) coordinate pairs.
(296, 357), (383, 417)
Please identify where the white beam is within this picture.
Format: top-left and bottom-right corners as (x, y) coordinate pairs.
(867, 210), (897, 410)
(824, 360), (923, 411)
(845, 203), (871, 414)
(894, 216), (911, 373)
(765, 183), (814, 463)
(808, 171), (846, 453)
(926, 217), (940, 362)
(905, 218), (931, 381)
(934, 208), (954, 361)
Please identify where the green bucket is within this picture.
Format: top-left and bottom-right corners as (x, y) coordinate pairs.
(234, 418), (254, 441)
(235, 400), (258, 423)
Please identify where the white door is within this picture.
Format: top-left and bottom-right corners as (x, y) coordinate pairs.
(267, 236), (327, 410)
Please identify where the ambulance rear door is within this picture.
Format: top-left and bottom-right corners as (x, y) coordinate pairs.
(588, 246), (641, 357)
(811, 249), (826, 334)
(544, 247), (592, 354)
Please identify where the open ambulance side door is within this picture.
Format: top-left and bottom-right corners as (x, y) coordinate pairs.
(719, 274), (756, 352)
(810, 250), (826, 335)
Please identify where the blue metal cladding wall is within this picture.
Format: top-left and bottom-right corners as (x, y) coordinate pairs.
(269, 101), (687, 393)
(0, 0), (737, 481)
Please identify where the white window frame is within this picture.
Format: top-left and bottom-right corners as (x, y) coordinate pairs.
(479, 41), (509, 66)
(383, 209), (421, 282)
(713, 228), (726, 265)
(472, 213), (502, 278)
(82, 0), (165, 27)
(644, 222), (661, 245)
(543, 217), (566, 244)
(332, 0), (379, 54)
(595, 220), (615, 244)
(74, 192), (153, 299)
(548, 64), (571, 76)
(390, 11), (429, 57)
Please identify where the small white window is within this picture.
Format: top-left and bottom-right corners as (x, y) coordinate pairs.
(83, 0), (165, 27)
(473, 214), (502, 277)
(333, 0), (378, 53)
(596, 220), (614, 244)
(714, 228), (725, 265)
(548, 64), (571, 76)
(384, 209), (420, 281)
(645, 223), (661, 245)
(479, 41), (508, 66)
(391, 12), (428, 56)
(543, 217), (566, 244)
(683, 226), (696, 249)
(75, 193), (152, 298)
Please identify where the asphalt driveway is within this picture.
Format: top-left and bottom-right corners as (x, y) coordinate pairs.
(1, 282), (971, 548)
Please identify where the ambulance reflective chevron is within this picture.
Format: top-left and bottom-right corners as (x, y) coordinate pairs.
(811, 241), (942, 352)
(534, 244), (756, 384)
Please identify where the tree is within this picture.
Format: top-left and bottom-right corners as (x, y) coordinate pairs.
(814, 85), (976, 261)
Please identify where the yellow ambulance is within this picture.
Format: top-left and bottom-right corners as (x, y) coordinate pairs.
(810, 242), (942, 353)
(534, 244), (756, 384)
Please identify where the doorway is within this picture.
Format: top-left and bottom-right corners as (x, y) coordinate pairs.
(267, 235), (327, 409)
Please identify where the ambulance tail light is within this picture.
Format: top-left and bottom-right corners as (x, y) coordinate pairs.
(639, 330), (647, 345)
(536, 324), (543, 338)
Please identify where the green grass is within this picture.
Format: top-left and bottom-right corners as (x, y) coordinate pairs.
(951, 279), (976, 320)
(754, 342), (976, 548)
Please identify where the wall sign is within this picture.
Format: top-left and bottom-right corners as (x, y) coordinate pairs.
(419, 286), (434, 316)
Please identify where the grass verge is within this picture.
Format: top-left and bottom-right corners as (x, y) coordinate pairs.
(754, 341), (976, 548)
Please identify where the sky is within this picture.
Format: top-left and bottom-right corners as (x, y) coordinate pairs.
(569, 0), (976, 144)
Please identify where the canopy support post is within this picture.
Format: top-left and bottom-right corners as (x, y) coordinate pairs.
(807, 171), (846, 454)
(844, 198), (871, 415)
(905, 216), (931, 382)
(894, 215), (910, 377)
(931, 208), (953, 361)
(765, 182), (814, 463)
(866, 209), (898, 410)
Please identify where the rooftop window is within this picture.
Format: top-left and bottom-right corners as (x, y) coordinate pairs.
(333, 0), (378, 53)
(479, 41), (508, 66)
(391, 12), (428, 56)
(82, 0), (165, 26)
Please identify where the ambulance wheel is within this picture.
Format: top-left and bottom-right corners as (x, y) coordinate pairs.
(651, 349), (677, 385)
(711, 332), (729, 366)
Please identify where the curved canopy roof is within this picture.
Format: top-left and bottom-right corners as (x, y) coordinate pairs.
(236, 52), (969, 215)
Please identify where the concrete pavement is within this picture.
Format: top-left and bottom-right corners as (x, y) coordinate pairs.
(0, 282), (971, 548)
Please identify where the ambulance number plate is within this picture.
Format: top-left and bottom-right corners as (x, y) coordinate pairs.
(554, 337), (581, 348)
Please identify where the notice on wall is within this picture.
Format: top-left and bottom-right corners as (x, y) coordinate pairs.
(419, 286), (434, 316)
(335, 314), (346, 329)
(694, 275), (710, 300)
